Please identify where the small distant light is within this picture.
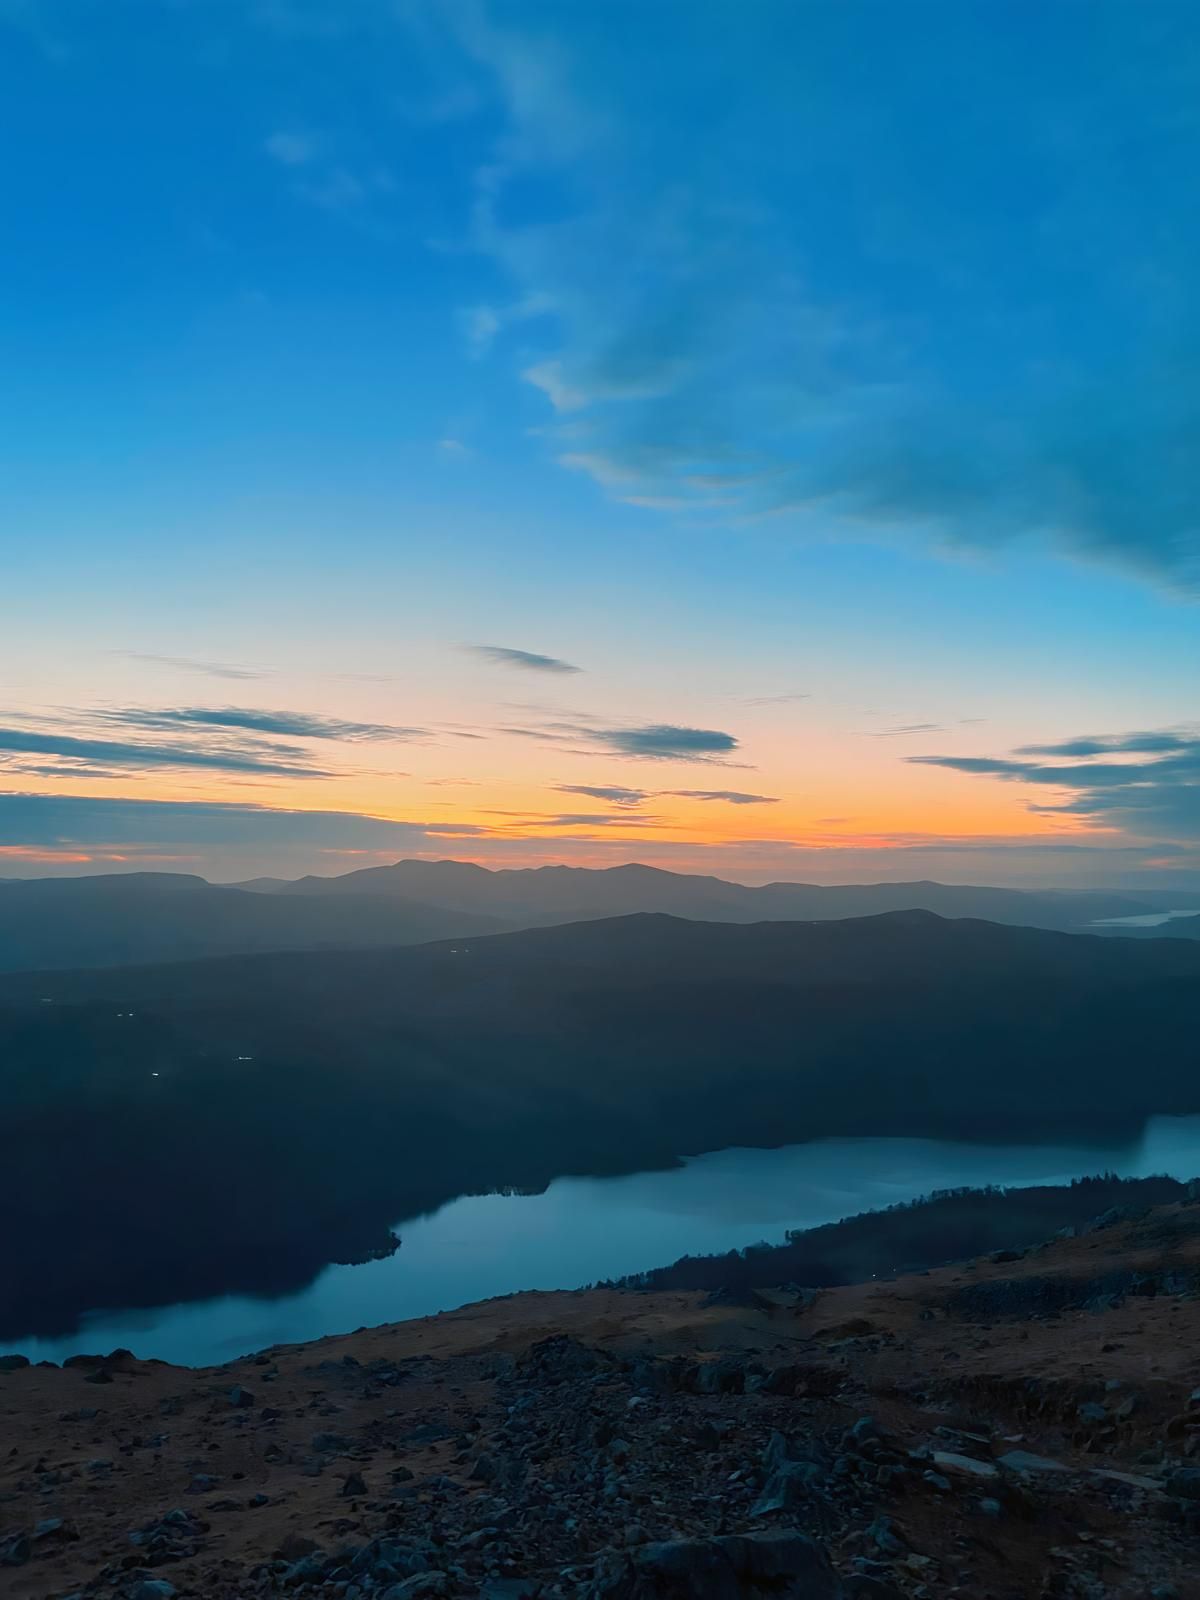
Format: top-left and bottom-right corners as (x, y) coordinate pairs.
(151, 1071), (159, 1078)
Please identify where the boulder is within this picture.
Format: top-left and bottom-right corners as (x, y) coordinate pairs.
(589, 1528), (841, 1598)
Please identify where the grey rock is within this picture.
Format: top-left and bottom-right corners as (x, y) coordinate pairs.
(276, 1534), (319, 1561)
(282, 1555), (328, 1584)
(930, 1451), (998, 1479)
(751, 1460), (822, 1517)
(694, 1357), (747, 1396)
(867, 1516), (905, 1555)
(997, 1449), (1071, 1475)
(590, 1528), (841, 1598)
(312, 1431), (355, 1453)
(383, 1575), (451, 1598)
(0, 1534), (30, 1567)
(33, 1517), (73, 1541)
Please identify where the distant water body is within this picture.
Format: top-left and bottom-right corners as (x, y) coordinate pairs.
(1091, 910), (1200, 928)
(15, 1115), (1200, 1368)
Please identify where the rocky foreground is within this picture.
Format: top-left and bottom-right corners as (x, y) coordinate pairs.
(6, 1206), (1200, 1600)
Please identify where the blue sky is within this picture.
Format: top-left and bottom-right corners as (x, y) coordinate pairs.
(1, 0), (1198, 884)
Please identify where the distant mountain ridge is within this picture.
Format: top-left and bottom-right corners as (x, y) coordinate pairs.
(0, 870), (505, 972)
(2, 858), (1195, 972)
(252, 858), (1179, 929)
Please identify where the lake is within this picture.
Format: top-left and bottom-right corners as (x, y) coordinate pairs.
(14, 1114), (1200, 1368)
(1091, 909), (1200, 928)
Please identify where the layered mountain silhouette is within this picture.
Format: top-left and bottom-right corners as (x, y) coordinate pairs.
(0, 870), (506, 972)
(4, 909), (1200, 1336)
(2, 859), (1195, 971)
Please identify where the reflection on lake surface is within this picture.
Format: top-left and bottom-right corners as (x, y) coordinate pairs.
(16, 1115), (1200, 1368)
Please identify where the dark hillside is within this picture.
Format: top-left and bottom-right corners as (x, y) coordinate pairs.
(2, 912), (1199, 1338)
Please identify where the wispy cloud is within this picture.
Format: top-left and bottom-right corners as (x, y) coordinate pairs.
(419, 6), (1200, 591)
(520, 811), (665, 829)
(555, 782), (775, 806)
(464, 644), (582, 674)
(1015, 732), (1193, 759)
(593, 724), (738, 762)
(0, 793), (489, 852)
(262, 122), (393, 213)
(264, 129), (316, 166)
(495, 716), (744, 765)
(112, 653), (269, 682)
(0, 726), (327, 778)
(909, 727), (1200, 842)
(665, 790), (778, 805)
(556, 784), (648, 807)
(99, 706), (424, 743)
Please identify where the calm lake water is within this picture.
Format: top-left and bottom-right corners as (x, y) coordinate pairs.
(16, 1115), (1200, 1368)
(1091, 909), (1200, 928)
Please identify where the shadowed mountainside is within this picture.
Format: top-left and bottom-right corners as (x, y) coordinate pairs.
(2, 861), (1198, 973)
(0, 871), (505, 972)
(3, 910), (1200, 1339)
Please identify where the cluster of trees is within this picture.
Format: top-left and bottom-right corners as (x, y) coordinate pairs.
(615, 1175), (1190, 1294)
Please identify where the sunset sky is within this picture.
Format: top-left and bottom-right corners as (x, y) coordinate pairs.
(2, 0), (1198, 886)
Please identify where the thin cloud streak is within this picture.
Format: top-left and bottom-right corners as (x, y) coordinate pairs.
(464, 645), (582, 674)
(0, 727), (329, 777)
(111, 653), (270, 681)
(665, 790), (778, 805)
(100, 706), (425, 743)
(556, 784), (649, 807)
(593, 724), (739, 761)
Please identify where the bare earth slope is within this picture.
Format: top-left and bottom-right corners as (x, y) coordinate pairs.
(6, 1205), (1200, 1598)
